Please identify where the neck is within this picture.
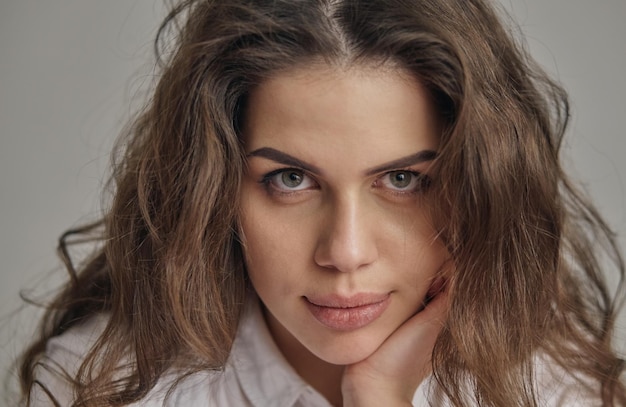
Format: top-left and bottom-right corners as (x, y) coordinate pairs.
(263, 307), (345, 406)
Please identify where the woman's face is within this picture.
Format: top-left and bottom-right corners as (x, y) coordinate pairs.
(240, 64), (449, 366)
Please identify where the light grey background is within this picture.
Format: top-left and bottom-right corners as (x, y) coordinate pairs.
(1, 0), (625, 397)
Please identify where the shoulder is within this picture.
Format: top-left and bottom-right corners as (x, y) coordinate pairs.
(29, 314), (248, 407)
(533, 354), (604, 407)
(30, 314), (108, 406)
(412, 353), (603, 407)
(125, 368), (247, 407)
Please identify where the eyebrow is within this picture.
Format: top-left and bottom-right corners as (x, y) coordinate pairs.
(246, 147), (437, 176)
(364, 149), (437, 175)
(247, 147), (322, 174)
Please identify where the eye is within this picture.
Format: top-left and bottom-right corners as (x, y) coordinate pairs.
(262, 168), (317, 192)
(378, 170), (429, 193)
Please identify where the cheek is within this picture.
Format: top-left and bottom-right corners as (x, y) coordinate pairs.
(385, 213), (450, 295)
(382, 204), (446, 260)
(239, 198), (314, 293)
(241, 220), (283, 297)
(240, 213), (279, 275)
(240, 178), (320, 259)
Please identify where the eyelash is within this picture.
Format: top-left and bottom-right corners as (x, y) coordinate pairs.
(259, 167), (431, 198)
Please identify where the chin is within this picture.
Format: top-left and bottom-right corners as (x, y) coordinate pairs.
(307, 334), (384, 366)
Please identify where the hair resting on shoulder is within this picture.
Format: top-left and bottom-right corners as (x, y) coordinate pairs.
(19, 0), (626, 406)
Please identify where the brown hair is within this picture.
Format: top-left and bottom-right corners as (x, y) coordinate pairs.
(19, 0), (625, 405)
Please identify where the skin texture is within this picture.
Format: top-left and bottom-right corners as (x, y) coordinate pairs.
(240, 64), (450, 405)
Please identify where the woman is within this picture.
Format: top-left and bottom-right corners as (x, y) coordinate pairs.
(19, 0), (626, 405)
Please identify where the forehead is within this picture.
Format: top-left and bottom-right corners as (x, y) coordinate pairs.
(242, 64), (441, 163)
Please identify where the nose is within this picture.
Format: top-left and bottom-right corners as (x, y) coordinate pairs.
(313, 194), (378, 272)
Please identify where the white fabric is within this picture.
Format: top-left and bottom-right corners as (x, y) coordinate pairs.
(31, 298), (599, 406)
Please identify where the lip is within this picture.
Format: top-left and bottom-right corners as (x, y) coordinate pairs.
(304, 293), (391, 331)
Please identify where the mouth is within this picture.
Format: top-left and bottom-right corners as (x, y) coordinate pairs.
(304, 293), (391, 331)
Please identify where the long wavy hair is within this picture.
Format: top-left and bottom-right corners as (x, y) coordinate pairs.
(19, 0), (625, 405)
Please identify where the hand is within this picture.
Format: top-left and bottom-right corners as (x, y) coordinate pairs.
(341, 281), (449, 407)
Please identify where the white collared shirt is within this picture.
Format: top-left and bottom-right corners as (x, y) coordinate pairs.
(31, 298), (599, 406)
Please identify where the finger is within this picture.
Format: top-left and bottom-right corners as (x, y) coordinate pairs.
(372, 289), (450, 377)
